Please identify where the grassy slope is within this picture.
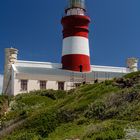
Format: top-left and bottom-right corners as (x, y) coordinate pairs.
(1, 71), (140, 140)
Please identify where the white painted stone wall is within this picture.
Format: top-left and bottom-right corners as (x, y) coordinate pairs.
(46, 81), (58, 90)
(13, 78), (72, 96)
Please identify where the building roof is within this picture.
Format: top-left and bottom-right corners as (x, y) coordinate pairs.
(11, 60), (130, 82)
(14, 60), (130, 73)
(91, 65), (130, 73)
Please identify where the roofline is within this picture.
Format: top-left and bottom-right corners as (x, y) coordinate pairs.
(17, 60), (128, 69)
(14, 60), (130, 73)
(91, 65), (129, 70)
(17, 60), (61, 65)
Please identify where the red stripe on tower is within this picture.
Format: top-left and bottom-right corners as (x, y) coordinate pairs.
(61, 0), (91, 72)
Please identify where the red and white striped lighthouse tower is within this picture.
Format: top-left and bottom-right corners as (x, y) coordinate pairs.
(61, 0), (91, 72)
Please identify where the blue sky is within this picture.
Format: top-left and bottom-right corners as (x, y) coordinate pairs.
(0, 0), (140, 90)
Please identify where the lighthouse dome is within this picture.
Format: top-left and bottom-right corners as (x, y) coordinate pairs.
(67, 0), (85, 10)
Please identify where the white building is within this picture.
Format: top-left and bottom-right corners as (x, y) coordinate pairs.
(2, 48), (138, 96)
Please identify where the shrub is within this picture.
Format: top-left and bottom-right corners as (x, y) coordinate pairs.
(82, 121), (125, 140)
(5, 132), (43, 140)
(57, 109), (78, 123)
(34, 90), (67, 100)
(39, 90), (57, 100)
(124, 71), (140, 79)
(25, 110), (59, 138)
(76, 117), (89, 125)
(85, 101), (106, 120)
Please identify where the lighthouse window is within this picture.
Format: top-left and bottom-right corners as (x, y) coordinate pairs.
(58, 82), (65, 90)
(21, 80), (28, 91)
(40, 81), (46, 90)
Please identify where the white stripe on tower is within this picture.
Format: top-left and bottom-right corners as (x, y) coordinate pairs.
(62, 36), (90, 56)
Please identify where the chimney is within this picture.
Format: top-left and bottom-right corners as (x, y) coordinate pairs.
(2, 48), (18, 94)
(127, 57), (139, 72)
(4, 48), (18, 72)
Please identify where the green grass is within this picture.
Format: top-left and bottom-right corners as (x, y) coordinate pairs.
(124, 71), (140, 78)
(1, 71), (140, 140)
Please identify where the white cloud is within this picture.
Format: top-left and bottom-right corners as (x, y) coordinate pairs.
(0, 75), (3, 93)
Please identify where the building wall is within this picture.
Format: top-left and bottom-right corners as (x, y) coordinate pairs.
(14, 79), (23, 96)
(13, 71), (129, 96)
(13, 78), (73, 96)
(10, 61), (135, 96)
(46, 81), (58, 90)
(14, 79), (40, 96)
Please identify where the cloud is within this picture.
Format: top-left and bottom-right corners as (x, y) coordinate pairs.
(0, 75), (3, 93)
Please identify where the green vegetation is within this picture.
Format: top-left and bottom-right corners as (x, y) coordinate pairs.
(0, 95), (9, 117)
(0, 71), (140, 140)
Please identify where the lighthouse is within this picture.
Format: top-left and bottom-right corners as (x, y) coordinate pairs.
(2, 0), (137, 96)
(61, 0), (91, 72)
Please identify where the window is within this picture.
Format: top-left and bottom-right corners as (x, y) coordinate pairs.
(40, 81), (46, 90)
(75, 83), (81, 87)
(21, 80), (28, 91)
(58, 82), (64, 90)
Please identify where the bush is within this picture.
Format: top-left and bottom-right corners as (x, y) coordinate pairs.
(82, 121), (125, 140)
(76, 117), (89, 125)
(57, 109), (78, 123)
(84, 101), (106, 120)
(39, 90), (57, 100)
(5, 132), (43, 140)
(124, 71), (140, 79)
(25, 110), (59, 138)
(34, 90), (67, 100)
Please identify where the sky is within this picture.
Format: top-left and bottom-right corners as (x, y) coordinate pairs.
(0, 0), (140, 92)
